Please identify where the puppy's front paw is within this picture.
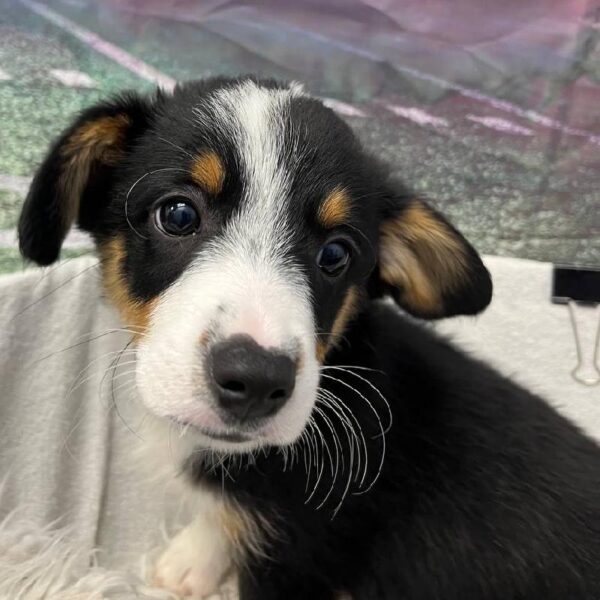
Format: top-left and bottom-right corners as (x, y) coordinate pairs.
(153, 521), (230, 598)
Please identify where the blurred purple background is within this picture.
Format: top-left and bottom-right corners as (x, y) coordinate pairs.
(0, 0), (598, 271)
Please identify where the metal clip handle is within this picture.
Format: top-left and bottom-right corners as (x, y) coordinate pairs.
(567, 302), (600, 387)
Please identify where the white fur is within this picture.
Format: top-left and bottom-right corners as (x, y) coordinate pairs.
(136, 81), (320, 454)
(119, 403), (237, 599)
(153, 501), (232, 598)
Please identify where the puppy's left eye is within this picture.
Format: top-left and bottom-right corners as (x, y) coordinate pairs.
(317, 241), (351, 276)
(155, 200), (200, 236)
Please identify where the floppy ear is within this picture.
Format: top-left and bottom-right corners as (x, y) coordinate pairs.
(18, 93), (153, 265)
(377, 196), (492, 318)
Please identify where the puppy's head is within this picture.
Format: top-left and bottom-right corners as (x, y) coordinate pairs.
(19, 77), (492, 454)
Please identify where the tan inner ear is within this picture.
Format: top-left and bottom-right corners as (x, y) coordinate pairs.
(99, 236), (157, 337)
(59, 114), (131, 231)
(379, 202), (468, 315)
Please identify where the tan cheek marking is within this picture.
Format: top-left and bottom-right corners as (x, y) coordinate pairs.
(316, 339), (328, 363)
(59, 115), (130, 231)
(379, 202), (468, 315)
(317, 286), (361, 362)
(99, 236), (157, 338)
(318, 186), (351, 228)
(190, 151), (225, 195)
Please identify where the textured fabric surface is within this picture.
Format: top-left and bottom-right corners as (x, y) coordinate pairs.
(0, 255), (598, 597)
(0, 259), (197, 599)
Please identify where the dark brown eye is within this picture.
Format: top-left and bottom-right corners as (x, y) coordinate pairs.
(155, 200), (200, 236)
(317, 241), (351, 276)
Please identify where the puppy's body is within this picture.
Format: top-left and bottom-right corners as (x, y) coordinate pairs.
(18, 77), (600, 598)
(191, 303), (600, 599)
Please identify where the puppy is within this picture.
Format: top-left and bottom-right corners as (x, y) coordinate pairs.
(19, 77), (600, 599)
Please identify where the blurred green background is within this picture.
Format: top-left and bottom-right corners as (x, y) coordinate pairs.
(0, 0), (598, 274)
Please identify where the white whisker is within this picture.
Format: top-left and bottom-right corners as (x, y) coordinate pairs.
(320, 373), (387, 495)
(322, 366), (392, 435)
(313, 405), (342, 509)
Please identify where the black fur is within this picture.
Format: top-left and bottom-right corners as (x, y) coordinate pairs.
(205, 305), (600, 598)
(18, 77), (600, 598)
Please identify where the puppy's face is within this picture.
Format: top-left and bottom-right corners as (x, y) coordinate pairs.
(19, 78), (492, 454)
(121, 81), (378, 451)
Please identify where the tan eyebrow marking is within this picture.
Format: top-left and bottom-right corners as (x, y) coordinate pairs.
(318, 186), (351, 228)
(190, 151), (225, 195)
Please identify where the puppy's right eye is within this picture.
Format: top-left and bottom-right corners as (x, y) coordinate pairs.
(155, 200), (201, 236)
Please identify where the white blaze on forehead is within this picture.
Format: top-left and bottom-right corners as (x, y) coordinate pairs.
(194, 80), (304, 259)
(191, 80), (311, 346)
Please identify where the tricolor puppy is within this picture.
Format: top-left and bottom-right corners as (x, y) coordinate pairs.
(19, 77), (600, 599)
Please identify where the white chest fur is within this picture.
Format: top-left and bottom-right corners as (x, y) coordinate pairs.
(131, 411), (236, 598)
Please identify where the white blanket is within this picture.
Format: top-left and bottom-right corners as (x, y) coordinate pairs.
(0, 255), (598, 598)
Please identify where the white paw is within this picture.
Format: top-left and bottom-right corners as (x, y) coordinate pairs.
(153, 520), (231, 598)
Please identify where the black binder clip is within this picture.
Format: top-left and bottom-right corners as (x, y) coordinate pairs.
(552, 265), (600, 387)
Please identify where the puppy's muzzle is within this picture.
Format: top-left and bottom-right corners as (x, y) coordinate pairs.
(208, 334), (296, 423)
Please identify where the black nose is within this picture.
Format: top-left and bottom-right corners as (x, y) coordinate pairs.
(209, 335), (296, 423)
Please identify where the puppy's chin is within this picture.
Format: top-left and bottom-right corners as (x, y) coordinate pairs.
(158, 409), (316, 457)
(169, 422), (271, 455)
(131, 402), (297, 467)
